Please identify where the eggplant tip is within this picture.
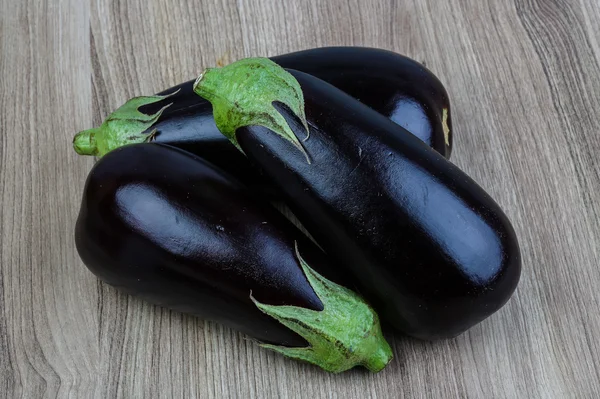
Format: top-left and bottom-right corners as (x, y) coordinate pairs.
(442, 107), (451, 147)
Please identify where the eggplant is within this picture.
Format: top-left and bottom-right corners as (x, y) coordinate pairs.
(193, 58), (521, 340)
(73, 47), (452, 192)
(273, 47), (452, 157)
(74, 143), (392, 373)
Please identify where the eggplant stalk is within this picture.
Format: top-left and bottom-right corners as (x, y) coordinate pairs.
(254, 242), (391, 373)
(193, 58), (311, 162)
(73, 91), (178, 157)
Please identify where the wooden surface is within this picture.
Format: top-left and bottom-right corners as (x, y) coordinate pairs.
(1, 0), (599, 397)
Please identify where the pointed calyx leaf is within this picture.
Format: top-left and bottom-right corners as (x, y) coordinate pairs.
(250, 242), (393, 373)
(72, 89), (180, 157)
(192, 57), (311, 163)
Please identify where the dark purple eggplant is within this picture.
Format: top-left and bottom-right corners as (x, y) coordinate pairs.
(193, 58), (521, 340)
(72, 47), (452, 192)
(74, 143), (392, 373)
(274, 47), (451, 157)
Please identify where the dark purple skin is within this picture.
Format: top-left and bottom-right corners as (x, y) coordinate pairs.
(274, 47), (452, 157)
(141, 47), (452, 192)
(73, 143), (358, 347)
(233, 70), (521, 340)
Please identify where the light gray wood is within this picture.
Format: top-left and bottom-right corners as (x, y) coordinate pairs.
(1, 0), (599, 397)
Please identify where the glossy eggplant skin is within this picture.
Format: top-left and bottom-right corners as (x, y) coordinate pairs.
(74, 143), (339, 347)
(274, 47), (452, 157)
(142, 47), (451, 190)
(234, 70), (521, 340)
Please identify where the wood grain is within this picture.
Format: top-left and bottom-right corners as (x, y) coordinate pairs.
(1, 0), (599, 397)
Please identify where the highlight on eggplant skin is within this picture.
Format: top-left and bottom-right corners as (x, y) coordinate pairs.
(193, 61), (521, 341)
(74, 143), (393, 373)
(72, 47), (452, 194)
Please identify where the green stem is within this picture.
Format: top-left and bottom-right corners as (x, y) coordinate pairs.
(251, 242), (393, 373)
(193, 57), (311, 163)
(73, 127), (100, 156)
(72, 90), (179, 157)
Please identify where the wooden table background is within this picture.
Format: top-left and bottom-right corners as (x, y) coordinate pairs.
(1, 0), (599, 397)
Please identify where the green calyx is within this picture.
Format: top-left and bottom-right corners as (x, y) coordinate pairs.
(192, 57), (311, 163)
(251, 242), (393, 373)
(72, 90), (179, 157)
